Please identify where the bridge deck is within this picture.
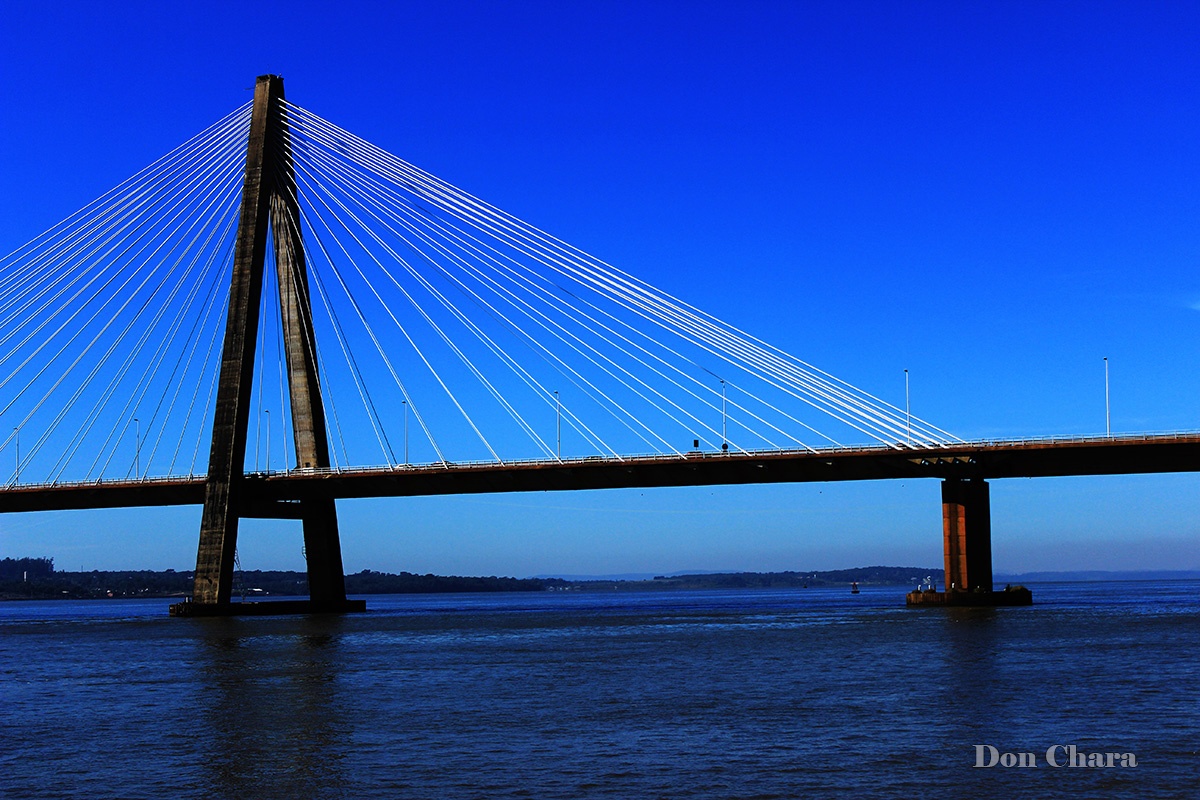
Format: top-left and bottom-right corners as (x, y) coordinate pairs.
(2, 433), (1197, 514)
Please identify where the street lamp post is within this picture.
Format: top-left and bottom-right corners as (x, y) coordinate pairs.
(721, 380), (728, 452)
(554, 391), (561, 459)
(904, 369), (911, 446)
(13, 427), (18, 484)
(265, 409), (270, 473)
(402, 400), (409, 465)
(1104, 357), (1110, 436)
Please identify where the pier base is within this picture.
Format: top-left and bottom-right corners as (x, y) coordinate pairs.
(904, 478), (1033, 607)
(168, 599), (366, 617)
(906, 586), (1032, 607)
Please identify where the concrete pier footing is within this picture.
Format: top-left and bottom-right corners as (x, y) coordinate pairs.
(906, 587), (1033, 607)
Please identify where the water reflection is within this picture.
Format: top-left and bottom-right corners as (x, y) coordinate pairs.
(197, 616), (350, 799)
(940, 607), (1003, 718)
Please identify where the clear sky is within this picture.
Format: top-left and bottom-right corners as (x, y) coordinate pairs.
(1, 0), (1197, 577)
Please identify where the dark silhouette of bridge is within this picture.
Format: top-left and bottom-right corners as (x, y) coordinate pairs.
(4, 433), (1198, 514)
(2, 76), (1196, 614)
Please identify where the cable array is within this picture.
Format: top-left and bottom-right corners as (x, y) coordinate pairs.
(0, 96), (959, 487)
(0, 104), (252, 485)
(275, 100), (960, 467)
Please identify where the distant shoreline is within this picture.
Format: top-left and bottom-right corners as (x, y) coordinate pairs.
(4, 563), (1198, 602)
(3, 564), (936, 601)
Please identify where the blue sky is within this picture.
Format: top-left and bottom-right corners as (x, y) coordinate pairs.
(1, 1), (1198, 576)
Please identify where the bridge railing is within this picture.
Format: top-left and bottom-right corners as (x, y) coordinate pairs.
(292, 429), (1200, 474)
(2, 473), (208, 492)
(943, 430), (1200, 449)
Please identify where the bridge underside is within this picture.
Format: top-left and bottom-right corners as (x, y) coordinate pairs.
(3, 435), (1198, 513)
(254, 434), (1200, 502)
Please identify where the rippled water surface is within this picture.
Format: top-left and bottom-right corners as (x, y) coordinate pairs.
(2, 582), (1197, 798)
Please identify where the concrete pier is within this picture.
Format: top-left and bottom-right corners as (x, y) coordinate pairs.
(906, 587), (1032, 607)
(907, 478), (1033, 607)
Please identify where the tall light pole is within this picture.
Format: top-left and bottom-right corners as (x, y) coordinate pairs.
(1104, 357), (1110, 436)
(134, 418), (140, 479)
(265, 409), (271, 473)
(402, 400), (409, 465)
(13, 427), (18, 484)
(554, 391), (561, 459)
(721, 379), (728, 452)
(904, 369), (911, 446)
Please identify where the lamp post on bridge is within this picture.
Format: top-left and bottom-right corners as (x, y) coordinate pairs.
(721, 379), (728, 452)
(265, 409), (270, 474)
(1104, 357), (1111, 437)
(13, 427), (18, 485)
(554, 391), (561, 460)
(905, 369), (911, 447)
(134, 418), (140, 479)
(402, 400), (408, 465)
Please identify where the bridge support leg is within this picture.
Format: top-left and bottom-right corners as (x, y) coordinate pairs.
(302, 498), (348, 610)
(271, 102), (350, 613)
(943, 477), (992, 593)
(907, 478), (1031, 607)
(187, 75), (278, 608)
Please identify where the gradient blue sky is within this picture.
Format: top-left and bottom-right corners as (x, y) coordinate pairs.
(1, 1), (1197, 576)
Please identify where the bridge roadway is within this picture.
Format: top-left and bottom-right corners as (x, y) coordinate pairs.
(2, 432), (1197, 517)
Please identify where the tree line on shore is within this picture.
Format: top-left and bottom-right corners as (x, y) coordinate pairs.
(0, 557), (937, 600)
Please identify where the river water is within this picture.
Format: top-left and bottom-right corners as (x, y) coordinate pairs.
(1, 582), (1196, 798)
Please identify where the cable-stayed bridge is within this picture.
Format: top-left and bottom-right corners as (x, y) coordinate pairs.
(2, 76), (1197, 613)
